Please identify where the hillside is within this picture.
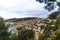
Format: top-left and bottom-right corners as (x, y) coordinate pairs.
(5, 17), (43, 22)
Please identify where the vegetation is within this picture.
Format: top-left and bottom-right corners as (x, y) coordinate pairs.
(36, 0), (60, 12)
(0, 0), (60, 40)
(5, 17), (40, 22)
(0, 17), (10, 40)
(0, 13), (60, 40)
(48, 12), (59, 19)
(18, 28), (35, 40)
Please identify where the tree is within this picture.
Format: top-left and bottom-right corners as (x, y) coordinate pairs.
(0, 17), (9, 40)
(18, 29), (35, 40)
(9, 34), (18, 40)
(38, 34), (45, 40)
(36, 0), (60, 12)
(56, 16), (60, 24)
(36, 0), (56, 11)
(57, 2), (60, 12)
(48, 12), (59, 19)
(54, 28), (60, 40)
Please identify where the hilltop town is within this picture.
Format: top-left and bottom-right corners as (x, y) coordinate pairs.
(5, 17), (46, 39)
(0, 15), (60, 40)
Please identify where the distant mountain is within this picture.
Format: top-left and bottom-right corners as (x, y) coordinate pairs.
(5, 17), (42, 22)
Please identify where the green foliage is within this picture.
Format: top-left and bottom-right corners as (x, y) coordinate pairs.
(57, 2), (60, 7)
(38, 34), (45, 40)
(56, 17), (60, 24)
(40, 25), (45, 30)
(48, 12), (59, 19)
(9, 34), (18, 40)
(55, 28), (60, 35)
(38, 16), (60, 40)
(36, 0), (56, 11)
(0, 17), (9, 40)
(54, 28), (60, 40)
(55, 35), (60, 40)
(18, 29), (35, 40)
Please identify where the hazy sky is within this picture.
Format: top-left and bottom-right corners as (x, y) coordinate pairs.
(0, 0), (59, 19)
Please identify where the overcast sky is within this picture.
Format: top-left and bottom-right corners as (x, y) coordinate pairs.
(0, 0), (59, 19)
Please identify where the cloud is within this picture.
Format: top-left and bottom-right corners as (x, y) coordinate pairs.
(0, 11), (34, 19)
(0, 0), (58, 19)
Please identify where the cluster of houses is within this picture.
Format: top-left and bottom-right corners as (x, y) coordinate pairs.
(5, 18), (57, 39)
(5, 18), (45, 39)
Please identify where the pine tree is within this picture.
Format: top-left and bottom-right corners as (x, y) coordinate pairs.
(0, 17), (9, 40)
